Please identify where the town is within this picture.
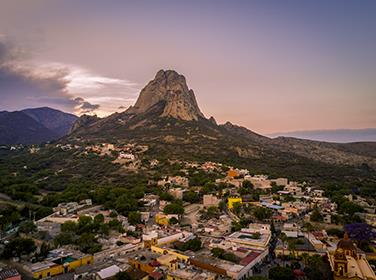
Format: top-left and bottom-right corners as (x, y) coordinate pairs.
(1, 143), (375, 280)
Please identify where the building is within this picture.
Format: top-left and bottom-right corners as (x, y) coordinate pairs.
(28, 249), (93, 279)
(203, 195), (220, 207)
(0, 269), (21, 280)
(155, 213), (179, 226)
(271, 178), (288, 186)
(227, 169), (240, 178)
(281, 223), (300, 238)
(169, 188), (184, 200)
(228, 197), (242, 209)
(328, 233), (376, 280)
(96, 265), (121, 280)
(227, 224), (271, 250)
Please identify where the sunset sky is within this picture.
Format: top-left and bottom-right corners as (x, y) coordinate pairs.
(0, 0), (375, 134)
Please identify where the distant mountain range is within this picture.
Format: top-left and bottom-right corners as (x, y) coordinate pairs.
(269, 129), (376, 143)
(0, 107), (77, 145)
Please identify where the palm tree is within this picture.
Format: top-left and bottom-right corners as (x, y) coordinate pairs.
(279, 232), (288, 265)
(303, 222), (314, 240)
(301, 252), (309, 268)
(288, 240), (297, 259)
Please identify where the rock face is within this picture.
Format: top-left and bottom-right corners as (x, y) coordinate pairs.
(126, 70), (205, 121)
(69, 114), (99, 134)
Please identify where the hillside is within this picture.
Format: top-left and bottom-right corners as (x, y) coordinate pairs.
(67, 70), (376, 183)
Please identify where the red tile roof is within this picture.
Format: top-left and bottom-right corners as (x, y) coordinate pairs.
(239, 251), (261, 266)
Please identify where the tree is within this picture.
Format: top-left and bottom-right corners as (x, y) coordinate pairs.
(61, 221), (77, 232)
(310, 208), (323, 222)
(327, 227), (344, 238)
(183, 191), (200, 203)
(232, 202), (242, 216)
(76, 232), (101, 254)
(169, 217), (179, 225)
(340, 201), (363, 216)
(268, 266), (294, 280)
(113, 272), (131, 280)
(242, 180), (254, 189)
(3, 237), (36, 258)
(163, 203), (184, 215)
(253, 207), (272, 221)
(345, 223), (376, 242)
(301, 252), (309, 266)
(128, 211), (141, 225)
(18, 220), (37, 234)
(78, 215), (93, 228)
(218, 201), (226, 211)
(54, 232), (75, 247)
(94, 214), (105, 224)
(279, 232), (288, 261)
(176, 238), (202, 252)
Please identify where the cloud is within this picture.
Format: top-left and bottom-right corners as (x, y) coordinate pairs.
(73, 97), (100, 114)
(0, 37), (138, 116)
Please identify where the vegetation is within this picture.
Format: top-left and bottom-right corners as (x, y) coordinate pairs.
(163, 202), (184, 215)
(2, 237), (36, 258)
(211, 247), (239, 263)
(268, 266), (294, 280)
(52, 215), (127, 254)
(253, 207), (272, 221)
(175, 238), (202, 251)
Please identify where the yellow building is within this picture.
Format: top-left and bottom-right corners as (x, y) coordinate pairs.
(157, 254), (179, 271)
(155, 213), (170, 225)
(155, 213), (179, 226)
(31, 252), (93, 279)
(328, 233), (376, 280)
(228, 197), (242, 209)
(151, 246), (190, 263)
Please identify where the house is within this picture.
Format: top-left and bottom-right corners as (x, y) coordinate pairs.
(203, 195), (220, 207)
(0, 269), (21, 280)
(169, 188), (184, 200)
(281, 223), (300, 238)
(96, 265), (121, 280)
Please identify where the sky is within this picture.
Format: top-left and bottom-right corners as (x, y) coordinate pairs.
(0, 0), (375, 134)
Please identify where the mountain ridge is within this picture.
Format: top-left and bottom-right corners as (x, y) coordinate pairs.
(0, 107), (78, 144)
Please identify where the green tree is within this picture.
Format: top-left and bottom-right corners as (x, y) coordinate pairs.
(310, 208), (323, 222)
(94, 214), (105, 224)
(232, 202), (242, 216)
(169, 217), (179, 225)
(183, 191), (200, 203)
(61, 221), (77, 232)
(164, 203), (184, 215)
(128, 211), (141, 225)
(113, 272), (131, 280)
(253, 207), (272, 221)
(269, 266), (294, 280)
(3, 237), (36, 258)
(18, 220), (37, 234)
